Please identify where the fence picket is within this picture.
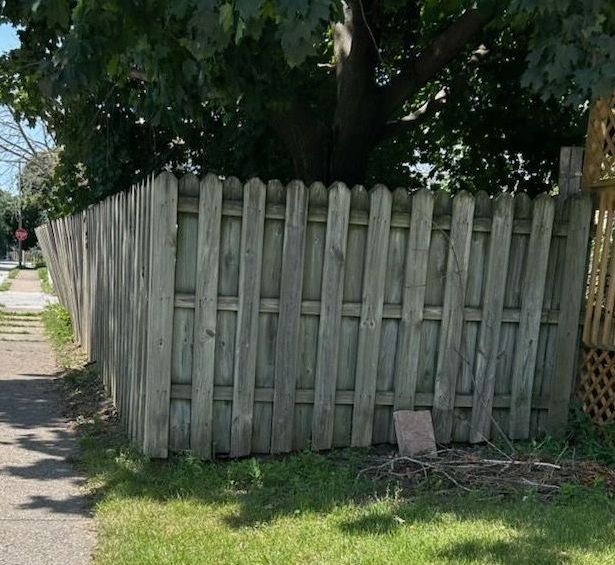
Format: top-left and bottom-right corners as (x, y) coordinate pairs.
(190, 174), (223, 458)
(143, 173), (178, 458)
(469, 194), (514, 442)
(432, 191), (475, 443)
(230, 178), (267, 457)
(509, 194), (555, 439)
(271, 181), (308, 453)
(394, 188), (434, 411)
(312, 182), (351, 451)
(351, 186), (392, 446)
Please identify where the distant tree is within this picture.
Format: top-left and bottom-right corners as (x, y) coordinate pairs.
(0, 189), (16, 256)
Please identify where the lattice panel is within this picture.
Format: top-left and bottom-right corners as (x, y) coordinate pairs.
(582, 192), (615, 348)
(583, 92), (615, 189)
(579, 346), (615, 424)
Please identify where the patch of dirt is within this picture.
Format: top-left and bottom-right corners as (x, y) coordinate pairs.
(56, 364), (124, 453)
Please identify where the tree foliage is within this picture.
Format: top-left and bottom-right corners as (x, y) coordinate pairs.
(1, 1), (612, 214)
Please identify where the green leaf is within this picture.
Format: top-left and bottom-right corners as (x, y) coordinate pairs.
(236, 0), (262, 19)
(219, 3), (234, 32)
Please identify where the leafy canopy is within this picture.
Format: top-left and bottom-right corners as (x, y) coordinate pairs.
(1, 1), (613, 215)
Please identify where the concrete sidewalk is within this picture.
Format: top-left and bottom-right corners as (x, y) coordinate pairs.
(0, 267), (57, 312)
(0, 271), (94, 564)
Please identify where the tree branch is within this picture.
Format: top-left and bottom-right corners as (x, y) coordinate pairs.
(382, 88), (448, 138)
(381, 5), (497, 119)
(381, 43), (492, 140)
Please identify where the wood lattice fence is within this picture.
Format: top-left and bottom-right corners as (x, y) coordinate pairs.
(578, 91), (615, 424)
(36, 173), (592, 458)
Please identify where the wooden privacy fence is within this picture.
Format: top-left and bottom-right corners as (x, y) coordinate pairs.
(36, 173), (593, 458)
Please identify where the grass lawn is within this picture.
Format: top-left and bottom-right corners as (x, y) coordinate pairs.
(46, 305), (615, 565)
(37, 266), (54, 294)
(0, 266), (19, 291)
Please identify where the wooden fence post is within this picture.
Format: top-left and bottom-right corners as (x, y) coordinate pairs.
(143, 172), (178, 458)
(559, 147), (584, 197)
(545, 146), (590, 435)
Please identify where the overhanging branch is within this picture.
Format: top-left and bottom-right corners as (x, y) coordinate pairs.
(381, 43), (492, 140)
(381, 5), (497, 119)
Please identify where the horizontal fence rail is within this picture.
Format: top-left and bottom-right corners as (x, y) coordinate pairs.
(36, 173), (593, 458)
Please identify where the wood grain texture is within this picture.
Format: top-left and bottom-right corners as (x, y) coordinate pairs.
(469, 194), (514, 442)
(432, 191), (475, 443)
(230, 178), (267, 457)
(36, 174), (593, 459)
(271, 181), (308, 453)
(311, 182), (351, 451)
(190, 174), (223, 458)
(394, 188), (434, 411)
(351, 186), (392, 446)
(143, 172), (178, 458)
(547, 193), (592, 434)
(509, 194), (555, 440)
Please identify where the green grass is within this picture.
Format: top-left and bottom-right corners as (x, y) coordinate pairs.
(41, 303), (84, 367)
(37, 266), (54, 294)
(0, 309), (42, 318)
(0, 266), (19, 291)
(43, 306), (615, 565)
(71, 398), (615, 565)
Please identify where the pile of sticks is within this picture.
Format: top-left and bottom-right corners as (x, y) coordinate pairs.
(357, 448), (615, 499)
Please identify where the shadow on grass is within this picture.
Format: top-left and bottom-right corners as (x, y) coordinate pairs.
(65, 366), (615, 564)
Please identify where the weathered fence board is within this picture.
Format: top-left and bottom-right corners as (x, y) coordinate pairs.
(271, 181), (308, 454)
(230, 179), (267, 457)
(469, 194), (514, 442)
(312, 183), (351, 451)
(190, 174), (223, 458)
(36, 173), (592, 458)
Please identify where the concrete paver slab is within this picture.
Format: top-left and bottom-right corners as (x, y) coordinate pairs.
(0, 270), (94, 564)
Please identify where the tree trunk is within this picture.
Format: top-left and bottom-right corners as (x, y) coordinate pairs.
(276, 0), (383, 187)
(329, 0), (381, 186)
(276, 1), (492, 187)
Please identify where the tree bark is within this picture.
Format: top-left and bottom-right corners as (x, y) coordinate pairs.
(276, 3), (496, 187)
(329, 0), (381, 186)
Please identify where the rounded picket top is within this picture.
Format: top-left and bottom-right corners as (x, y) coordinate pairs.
(474, 190), (492, 217)
(350, 184), (369, 210)
(284, 179), (306, 207)
(434, 189), (453, 215)
(223, 176), (243, 200)
(391, 186), (411, 213)
(513, 191), (533, 218)
(308, 181), (328, 207)
(532, 191), (556, 220)
(266, 179), (286, 205)
(328, 181), (351, 198)
(179, 172), (200, 196)
(156, 170), (178, 186)
(369, 183), (391, 198)
(369, 184), (393, 216)
(244, 178), (267, 208)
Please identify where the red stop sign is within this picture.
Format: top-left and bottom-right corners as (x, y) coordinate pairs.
(15, 227), (28, 242)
